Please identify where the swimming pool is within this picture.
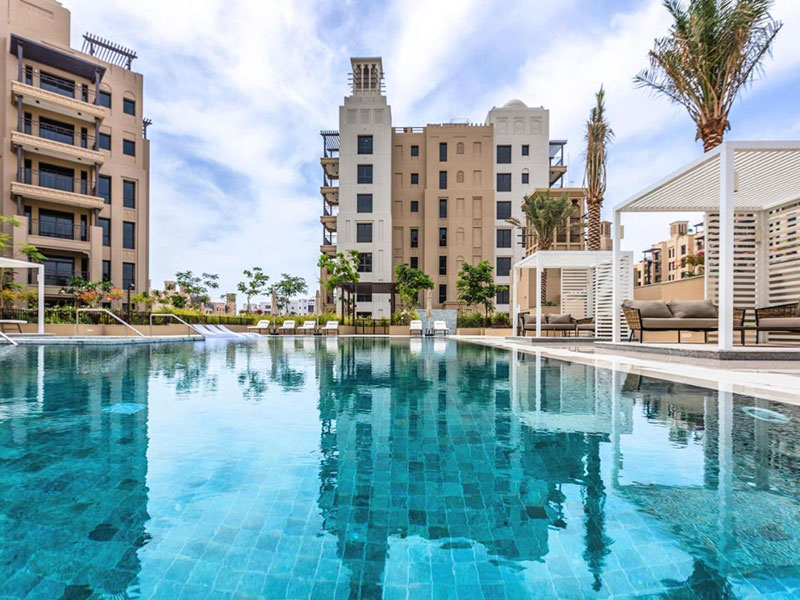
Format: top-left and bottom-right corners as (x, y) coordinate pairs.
(1, 338), (798, 599)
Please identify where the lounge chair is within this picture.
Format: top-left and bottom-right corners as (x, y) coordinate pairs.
(754, 300), (800, 342)
(217, 325), (255, 338)
(622, 300), (745, 344)
(278, 320), (296, 335)
(247, 319), (271, 335)
(433, 320), (449, 336)
(205, 324), (240, 337)
(409, 320), (423, 336)
(0, 319), (26, 334)
(192, 324), (220, 337)
(575, 317), (595, 337)
(299, 320), (317, 334)
(322, 320), (339, 335)
(518, 312), (576, 337)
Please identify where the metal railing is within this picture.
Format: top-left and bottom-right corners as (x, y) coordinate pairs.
(39, 271), (88, 287)
(20, 168), (94, 195)
(0, 331), (18, 346)
(76, 308), (144, 337)
(22, 68), (100, 104)
(28, 219), (89, 242)
(149, 313), (203, 338)
(21, 118), (96, 148)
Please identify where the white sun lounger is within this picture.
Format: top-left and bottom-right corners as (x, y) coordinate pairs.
(192, 324), (221, 337)
(433, 320), (449, 336)
(299, 320), (317, 334)
(409, 320), (423, 336)
(247, 319), (271, 334)
(217, 325), (255, 338)
(322, 320), (339, 335)
(278, 320), (296, 335)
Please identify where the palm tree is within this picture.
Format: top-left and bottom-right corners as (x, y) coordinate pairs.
(585, 86), (613, 251)
(507, 191), (575, 302)
(635, 0), (782, 152)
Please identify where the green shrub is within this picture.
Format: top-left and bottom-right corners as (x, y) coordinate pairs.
(457, 311), (485, 328)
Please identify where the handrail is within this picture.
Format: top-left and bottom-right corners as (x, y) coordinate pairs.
(76, 308), (144, 337)
(0, 331), (18, 346)
(149, 313), (203, 338)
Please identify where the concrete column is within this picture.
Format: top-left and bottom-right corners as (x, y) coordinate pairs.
(612, 210), (622, 342)
(17, 96), (22, 131)
(511, 263), (519, 335)
(718, 144), (735, 350)
(88, 226), (103, 281)
(17, 42), (23, 82)
(535, 254), (542, 338)
(37, 265), (44, 335)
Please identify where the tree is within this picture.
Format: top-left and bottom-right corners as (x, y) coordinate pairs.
(270, 274), (308, 314)
(455, 260), (504, 326)
(394, 263), (433, 315)
(318, 250), (360, 318)
(635, 0), (782, 152)
(507, 191), (576, 302)
(60, 278), (122, 307)
(0, 216), (44, 306)
(236, 267), (270, 313)
(585, 86), (613, 251)
(175, 270), (219, 309)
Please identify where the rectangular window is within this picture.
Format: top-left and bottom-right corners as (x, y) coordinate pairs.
(123, 98), (136, 115)
(98, 217), (111, 246)
(102, 260), (111, 283)
(497, 173), (512, 192)
(356, 222), (373, 243)
(410, 256), (419, 269)
(97, 90), (112, 108)
(496, 257), (511, 277)
(357, 164), (373, 184)
(496, 288), (509, 305)
(98, 175), (111, 204)
(123, 139), (135, 156)
(521, 172), (529, 184)
(357, 193), (373, 213)
(357, 252), (372, 273)
(38, 209), (74, 239)
(410, 145), (419, 157)
(439, 256), (447, 276)
(410, 228), (419, 248)
(496, 201), (511, 220)
(410, 173), (419, 185)
(356, 291), (372, 302)
(39, 163), (74, 193)
(439, 142), (447, 162)
(39, 116), (74, 145)
(40, 71), (75, 98)
(521, 144), (529, 156)
(123, 180), (136, 209)
(123, 221), (136, 249)
(357, 135), (373, 155)
(98, 132), (111, 151)
(439, 198), (447, 219)
(122, 262), (135, 290)
(496, 229), (512, 248)
(497, 145), (512, 163)
(410, 201), (419, 213)
(43, 256), (75, 286)
(438, 284), (447, 303)
(439, 227), (447, 247)
(439, 171), (447, 190)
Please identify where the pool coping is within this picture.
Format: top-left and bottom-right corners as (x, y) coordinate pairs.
(7, 335), (201, 345)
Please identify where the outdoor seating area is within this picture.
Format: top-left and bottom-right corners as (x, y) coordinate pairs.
(517, 313), (595, 337)
(622, 299), (746, 344)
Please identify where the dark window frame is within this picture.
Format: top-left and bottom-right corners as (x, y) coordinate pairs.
(497, 145), (512, 164)
(439, 227), (447, 247)
(439, 142), (447, 162)
(410, 228), (419, 248)
(98, 217), (111, 247)
(357, 135), (373, 155)
(496, 257), (511, 277)
(356, 193), (373, 213)
(356, 222), (373, 243)
(497, 173), (512, 192)
(357, 164), (373, 184)
(439, 198), (447, 219)
(123, 179), (136, 208)
(123, 97), (136, 115)
(439, 170), (447, 190)
(122, 139), (136, 156)
(496, 201), (512, 220)
(122, 221), (136, 250)
(496, 229), (512, 248)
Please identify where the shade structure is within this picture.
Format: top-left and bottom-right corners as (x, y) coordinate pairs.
(613, 141), (800, 349)
(0, 257), (44, 334)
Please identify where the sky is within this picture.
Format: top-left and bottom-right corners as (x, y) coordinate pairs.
(65, 0), (800, 307)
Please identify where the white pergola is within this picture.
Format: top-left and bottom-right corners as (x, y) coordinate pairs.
(613, 140), (800, 349)
(0, 257), (44, 335)
(512, 250), (633, 339)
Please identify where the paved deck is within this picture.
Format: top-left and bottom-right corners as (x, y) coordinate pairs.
(595, 341), (800, 361)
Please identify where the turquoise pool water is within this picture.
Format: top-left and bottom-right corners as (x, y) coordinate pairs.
(1, 338), (799, 600)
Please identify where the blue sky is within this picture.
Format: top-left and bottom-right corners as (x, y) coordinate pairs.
(66, 0), (800, 306)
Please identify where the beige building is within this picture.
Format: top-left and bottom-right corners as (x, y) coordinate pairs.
(1, 0), (149, 305)
(634, 221), (704, 287)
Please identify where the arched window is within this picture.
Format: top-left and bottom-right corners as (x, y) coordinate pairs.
(456, 142), (464, 154)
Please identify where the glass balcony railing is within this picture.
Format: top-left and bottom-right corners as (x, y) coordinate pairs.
(21, 168), (92, 195)
(21, 118), (95, 149)
(28, 219), (88, 242)
(23, 68), (99, 105)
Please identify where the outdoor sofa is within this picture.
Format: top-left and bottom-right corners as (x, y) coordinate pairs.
(517, 312), (594, 337)
(754, 300), (800, 342)
(622, 299), (745, 344)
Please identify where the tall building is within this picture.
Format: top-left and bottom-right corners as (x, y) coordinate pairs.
(319, 57), (595, 317)
(1, 0), (149, 304)
(634, 221), (705, 287)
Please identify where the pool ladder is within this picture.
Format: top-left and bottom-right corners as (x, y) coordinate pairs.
(75, 308), (144, 337)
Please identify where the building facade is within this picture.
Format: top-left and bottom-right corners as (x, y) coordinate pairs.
(1, 0), (149, 304)
(634, 221), (705, 287)
(320, 57), (597, 317)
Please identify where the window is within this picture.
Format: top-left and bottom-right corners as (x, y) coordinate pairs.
(410, 228), (419, 248)
(122, 262), (135, 290)
(439, 171), (447, 190)
(410, 201), (419, 213)
(521, 144), (529, 156)
(357, 252), (372, 273)
(123, 139), (136, 156)
(681, 244), (687, 255)
(39, 116), (74, 145)
(497, 173), (512, 192)
(38, 209), (74, 240)
(357, 135), (373, 155)
(123, 180), (136, 208)
(102, 260), (111, 283)
(98, 217), (111, 246)
(439, 142), (447, 162)
(496, 288), (509, 305)
(357, 193), (373, 213)
(439, 199), (447, 219)
(497, 145), (512, 164)
(97, 90), (112, 108)
(496, 229), (511, 248)
(357, 164), (373, 184)
(496, 201), (511, 220)
(410, 145), (419, 157)
(521, 171), (529, 184)
(410, 257), (419, 269)
(410, 173), (419, 185)
(39, 71), (75, 98)
(123, 98), (136, 115)
(98, 132), (111, 151)
(496, 257), (511, 277)
(43, 256), (75, 286)
(439, 227), (447, 247)
(439, 256), (447, 276)
(438, 284), (447, 303)
(356, 223), (373, 243)
(356, 291), (373, 302)
(98, 175), (111, 204)
(123, 221), (136, 249)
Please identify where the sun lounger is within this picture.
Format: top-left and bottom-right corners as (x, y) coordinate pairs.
(433, 320), (449, 336)
(217, 324), (255, 337)
(409, 320), (423, 336)
(0, 319), (26, 334)
(278, 320), (296, 335)
(247, 319), (271, 334)
(192, 324), (221, 337)
(299, 320), (317, 334)
(322, 320), (339, 335)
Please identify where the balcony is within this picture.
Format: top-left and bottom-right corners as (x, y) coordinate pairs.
(320, 214), (337, 232)
(321, 230), (337, 256)
(12, 72), (106, 123)
(549, 164), (567, 186)
(320, 186), (338, 205)
(12, 119), (104, 165)
(321, 157), (339, 179)
(11, 169), (105, 210)
(27, 219), (92, 253)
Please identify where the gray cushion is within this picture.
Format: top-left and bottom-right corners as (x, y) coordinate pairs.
(668, 299), (717, 319)
(626, 300), (673, 318)
(642, 318), (718, 330)
(541, 324), (575, 330)
(758, 317), (800, 331)
(523, 314), (545, 326)
(577, 323), (595, 331)
(548, 313), (572, 324)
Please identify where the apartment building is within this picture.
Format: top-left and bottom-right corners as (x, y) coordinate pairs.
(1, 0), (149, 304)
(319, 57), (586, 317)
(634, 221), (704, 287)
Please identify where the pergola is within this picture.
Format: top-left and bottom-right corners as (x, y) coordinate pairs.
(512, 250), (633, 339)
(612, 141), (800, 349)
(0, 257), (44, 335)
